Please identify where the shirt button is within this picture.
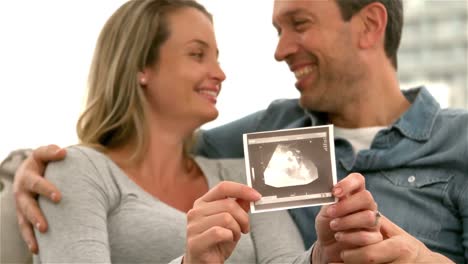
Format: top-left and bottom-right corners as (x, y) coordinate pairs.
(408, 176), (416, 183)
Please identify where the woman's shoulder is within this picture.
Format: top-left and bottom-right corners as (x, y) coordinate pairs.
(51, 145), (114, 171)
(45, 145), (118, 186)
(66, 145), (109, 163)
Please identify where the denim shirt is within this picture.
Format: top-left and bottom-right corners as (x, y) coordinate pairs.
(195, 87), (468, 263)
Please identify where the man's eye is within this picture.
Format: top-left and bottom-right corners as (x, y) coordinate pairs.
(293, 20), (306, 25)
(292, 20), (308, 31)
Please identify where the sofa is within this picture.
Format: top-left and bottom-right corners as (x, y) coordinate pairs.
(0, 149), (32, 264)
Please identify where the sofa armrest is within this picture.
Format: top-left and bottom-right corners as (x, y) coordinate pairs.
(1, 149), (33, 264)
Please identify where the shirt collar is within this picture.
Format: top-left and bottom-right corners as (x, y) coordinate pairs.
(392, 86), (440, 141)
(304, 86), (440, 141)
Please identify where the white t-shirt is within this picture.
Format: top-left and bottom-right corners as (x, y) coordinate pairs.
(334, 126), (387, 153)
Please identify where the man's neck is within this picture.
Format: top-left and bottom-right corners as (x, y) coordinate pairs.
(329, 68), (410, 128)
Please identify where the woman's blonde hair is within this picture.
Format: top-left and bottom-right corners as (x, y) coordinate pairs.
(77, 0), (211, 162)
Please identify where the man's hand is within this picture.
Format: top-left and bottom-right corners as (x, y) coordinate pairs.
(340, 215), (455, 263)
(13, 144), (66, 254)
(313, 173), (383, 263)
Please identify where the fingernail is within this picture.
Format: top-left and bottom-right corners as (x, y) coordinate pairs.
(327, 205), (336, 217)
(28, 243), (32, 251)
(51, 192), (57, 201)
(330, 219), (338, 229)
(334, 232), (342, 241)
(333, 187), (343, 196)
(54, 149), (63, 155)
(253, 191), (262, 200)
(36, 222), (41, 230)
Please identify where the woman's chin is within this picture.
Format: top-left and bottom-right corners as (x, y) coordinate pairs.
(199, 110), (219, 126)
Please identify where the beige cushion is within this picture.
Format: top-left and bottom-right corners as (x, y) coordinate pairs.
(0, 149), (32, 264)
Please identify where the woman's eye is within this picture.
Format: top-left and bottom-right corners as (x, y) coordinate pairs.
(190, 52), (204, 59)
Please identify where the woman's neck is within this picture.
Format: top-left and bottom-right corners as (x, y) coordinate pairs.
(110, 135), (190, 181)
(108, 132), (208, 212)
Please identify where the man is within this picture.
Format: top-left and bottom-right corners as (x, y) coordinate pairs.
(11, 0), (467, 263)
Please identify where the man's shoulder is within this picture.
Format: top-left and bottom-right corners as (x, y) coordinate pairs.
(411, 86), (468, 128)
(254, 98), (308, 131)
(430, 108), (468, 152)
(439, 107), (468, 118)
(265, 98), (303, 118)
(436, 107), (468, 129)
(266, 98), (301, 110)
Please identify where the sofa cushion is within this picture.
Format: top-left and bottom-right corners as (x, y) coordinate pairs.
(1, 149), (32, 264)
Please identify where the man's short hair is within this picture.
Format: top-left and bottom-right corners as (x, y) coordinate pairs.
(336, 0), (403, 69)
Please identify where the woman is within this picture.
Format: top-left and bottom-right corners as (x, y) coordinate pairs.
(34, 0), (308, 263)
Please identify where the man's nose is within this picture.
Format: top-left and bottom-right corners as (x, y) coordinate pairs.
(274, 32), (298, 62)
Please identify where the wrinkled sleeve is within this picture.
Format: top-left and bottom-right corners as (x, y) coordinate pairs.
(35, 148), (117, 263)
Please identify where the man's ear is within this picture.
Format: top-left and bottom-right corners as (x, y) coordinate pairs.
(354, 2), (387, 50)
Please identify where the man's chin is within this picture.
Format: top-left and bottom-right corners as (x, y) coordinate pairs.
(298, 94), (325, 113)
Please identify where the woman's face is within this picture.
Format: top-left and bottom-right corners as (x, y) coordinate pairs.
(142, 7), (225, 129)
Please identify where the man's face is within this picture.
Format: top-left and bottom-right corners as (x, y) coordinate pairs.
(272, 0), (366, 113)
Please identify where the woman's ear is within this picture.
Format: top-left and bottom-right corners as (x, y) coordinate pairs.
(138, 71), (148, 87)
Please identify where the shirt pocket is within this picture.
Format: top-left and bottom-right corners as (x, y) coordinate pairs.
(378, 169), (453, 240)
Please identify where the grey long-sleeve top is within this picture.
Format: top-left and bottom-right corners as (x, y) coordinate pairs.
(34, 146), (312, 263)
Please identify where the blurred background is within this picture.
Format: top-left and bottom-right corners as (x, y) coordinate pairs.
(0, 0), (467, 161)
(400, 0), (468, 108)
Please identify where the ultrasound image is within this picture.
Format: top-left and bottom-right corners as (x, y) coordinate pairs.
(264, 144), (318, 187)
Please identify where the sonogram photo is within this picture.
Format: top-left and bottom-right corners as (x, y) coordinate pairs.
(243, 125), (337, 213)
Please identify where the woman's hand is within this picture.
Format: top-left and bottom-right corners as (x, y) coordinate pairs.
(13, 144), (66, 253)
(183, 181), (261, 264)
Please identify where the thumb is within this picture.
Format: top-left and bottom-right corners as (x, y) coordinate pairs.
(201, 181), (261, 203)
(380, 215), (406, 238)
